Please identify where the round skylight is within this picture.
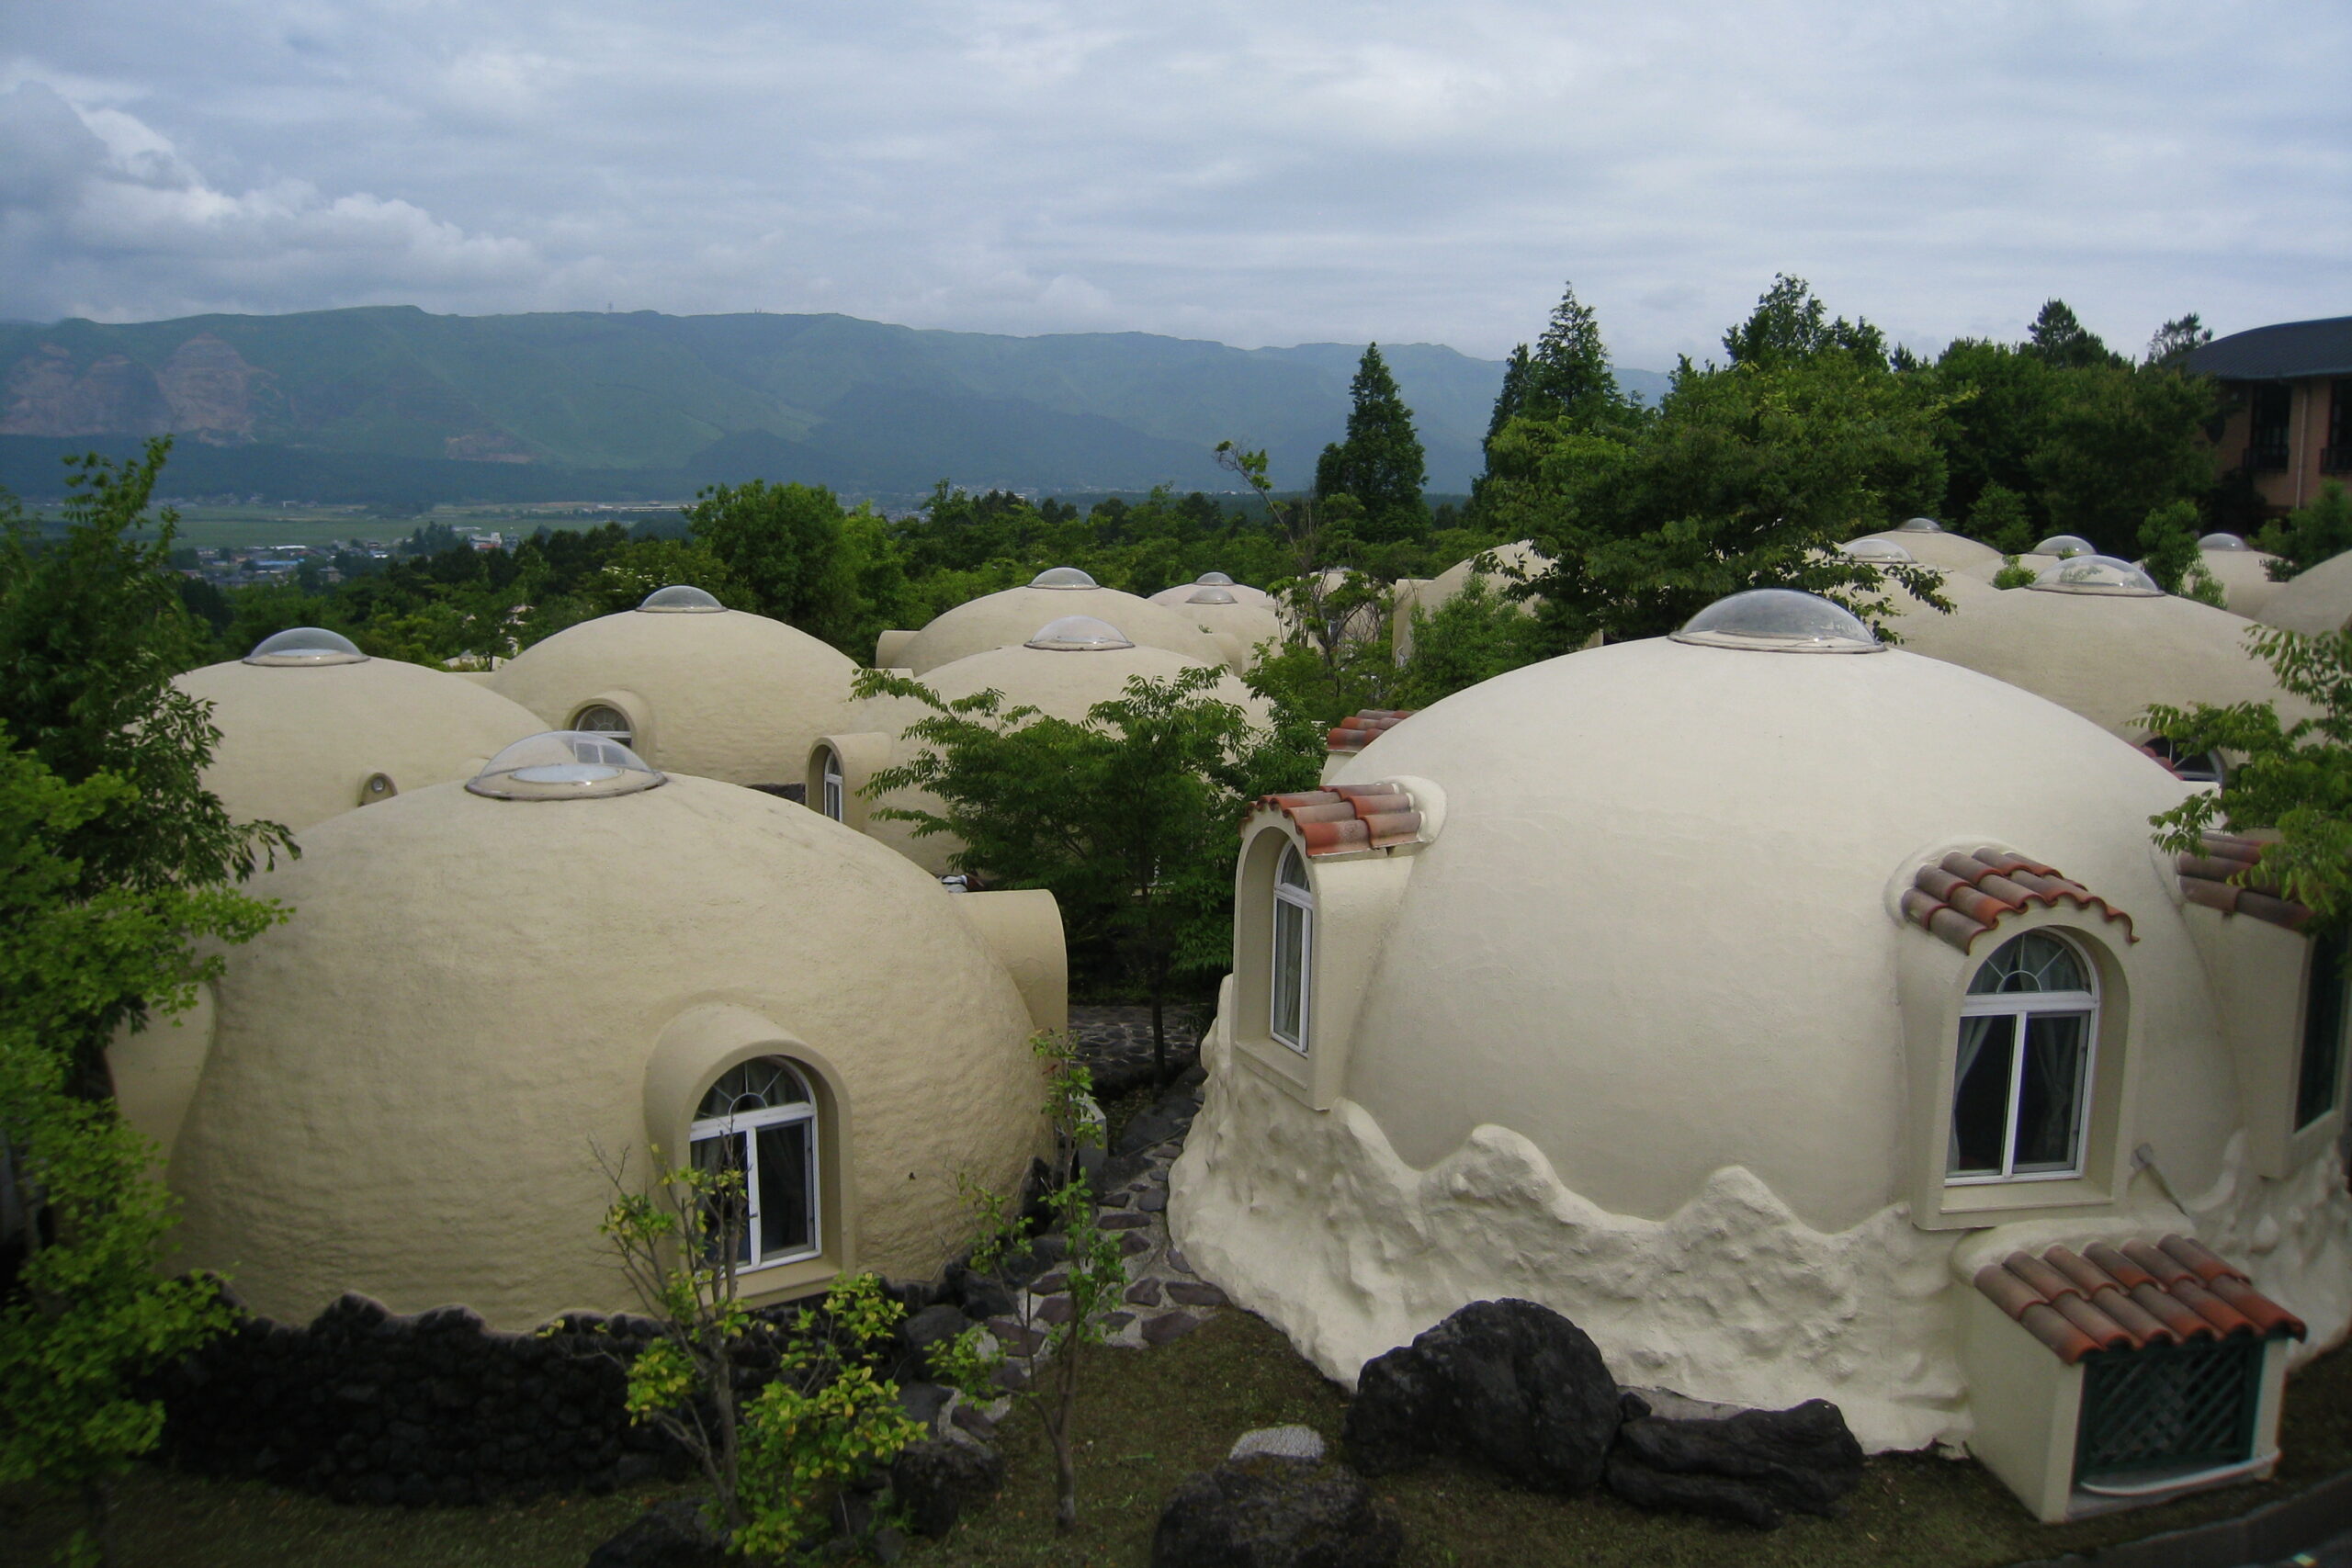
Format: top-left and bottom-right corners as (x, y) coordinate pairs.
(1895, 517), (1943, 534)
(638, 584), (725, 613)
(243, 626), (368, 666)
(466, 731), (666, 800)
(1029, 566), (1099, 590)
(1186, 586), (1239, 604)
(1840, 538), (1916, 563)
(2198, 532), (2250, 552)
(1024, 615), (1135, 651)
(1670, 589), (1884, 653)
(1195, 570), (1236, 586)
(2030, 535), (2097, 558)
(2028, 554), (2165, 597)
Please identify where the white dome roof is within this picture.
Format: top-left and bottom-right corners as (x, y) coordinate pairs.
(2198, 545), (2287, 618)
(174, 655), (546, 832)
(1148, 575), (1280, 611)
(490, 606), (857, 786)
(899, 583), (1232, 674)
(2258, 548), (2352, 637)
(1847, 528), (2003, 573)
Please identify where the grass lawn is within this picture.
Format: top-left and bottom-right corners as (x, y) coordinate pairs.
(5, 1311), (2346, 1568)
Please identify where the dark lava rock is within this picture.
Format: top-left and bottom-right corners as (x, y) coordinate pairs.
(584, 1497), (732, 1568)
(895, 1381), (953, 1433)
(1603, 1398), (1864, 1529)
(901, 1304), (969, 1357)
(1151, 1459), (1403, 1568)
(1341, 1299), (1619, 1494)
(889, 1438), (1004, 1538)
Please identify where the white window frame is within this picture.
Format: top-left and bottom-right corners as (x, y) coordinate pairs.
(1949, 932), (2100, 1186)
(689, 1063), (820, 1270)
(820, 747), (845, 822)
(571, 703), (634, 750)
(1271, 844), (1314, 1055)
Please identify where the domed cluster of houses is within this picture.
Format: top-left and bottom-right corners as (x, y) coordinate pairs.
(119, 501), (2352, 1524)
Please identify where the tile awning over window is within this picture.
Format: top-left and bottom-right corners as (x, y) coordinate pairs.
(1256, 783), (1421, 856)
(2177, 833), (2313, 932)
(1900, 849), (2135, 953)
(1326, 708), (1414, 756)
(1975, 1237), (2306, 1364)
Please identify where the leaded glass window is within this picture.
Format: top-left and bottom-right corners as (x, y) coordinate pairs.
(690, 1057), (819, 1269)
(1951, 932), (2098, 1183)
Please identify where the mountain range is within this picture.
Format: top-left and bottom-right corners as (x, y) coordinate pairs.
(0, 307), (1670, 502)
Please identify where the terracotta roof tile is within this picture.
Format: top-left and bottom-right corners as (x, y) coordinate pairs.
(2177, 833), (2313, 933)
(1326, 709), (1414, 756)
(1900, 849), (2135, 953)
(1974, 1236), (2305, 1364)
(1256, 782), (1423, 856)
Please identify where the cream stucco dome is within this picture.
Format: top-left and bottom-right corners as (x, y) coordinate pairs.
(1149, 573), (1279, 612)
(174, 649), (545, 832)
(489, 604), (858, 787)
(817, 641), (1273, 874)
(1166, 588), (1284, 668)
(147, 771), (1051, 1329)
(1172, 626), (2352, 1455)
(1882, 570), (2296, 743)
(1849, 526), (2004, 574)
(892, 581), (1232, 675)
(2259, 549), (2352, 637)
(2199, 544), (2289, 619)
(1392, 541), (1547, 661)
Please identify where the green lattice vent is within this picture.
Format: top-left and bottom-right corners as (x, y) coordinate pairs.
(2075, 1336), (2261, 1485)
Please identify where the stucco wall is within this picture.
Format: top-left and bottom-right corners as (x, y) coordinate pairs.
(899, 584), (1230, 675)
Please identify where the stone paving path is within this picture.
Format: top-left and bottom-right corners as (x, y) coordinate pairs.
(1068, 1004), (1203, 1100)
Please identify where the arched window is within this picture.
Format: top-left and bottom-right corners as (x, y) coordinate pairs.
(571, 703), (634, 750)
(2142, 736), (2225, 784)
(818, 747), (845, 822)
(1272, 844), (1313, 1054)
(1950, 932), (2099, 1184)
(2298, 929), (2349, 1131)
(689, 1057), (819, 1268)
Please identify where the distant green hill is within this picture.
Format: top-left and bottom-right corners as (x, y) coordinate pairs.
(0, 307), (1668, 502)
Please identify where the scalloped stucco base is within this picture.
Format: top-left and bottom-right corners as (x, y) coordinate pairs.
(1169, 1024), (2352, 1456)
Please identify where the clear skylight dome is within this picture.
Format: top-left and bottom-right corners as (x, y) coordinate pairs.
(2029, 554), (2165, 597)
(1840, 538), (1916, 562)
(1186, 586), (1239, 604)
(243, 626), (368, 666)
(1029, 566), (1099, 589)
(1024, 615), (1135, 651)
(466, 731), (666, 800)
(638, 584), (725, 612)
(2199, 532), (2251, 552)
(1670, 589), (1883, 653)
(2030, 534), (2097, 558)
(1195, 570), (1236, 586)
(1895, 516), (1943, 534)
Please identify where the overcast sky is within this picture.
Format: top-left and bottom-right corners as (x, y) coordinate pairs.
(3, 1), (2345, 368)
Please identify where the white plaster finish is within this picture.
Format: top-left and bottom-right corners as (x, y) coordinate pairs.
(173, 656), (543, 832)
(1850, 529), (2004, 573)
(898, 585), (1230, 675)
(1392, 541), (1546, 660)
(1168, 594), (1284, 667)
(489, 607), (858, 786)
(2199, 547), (2288, 619)
(161, 773), (1044, 1329)
(833, 642), (1272, 874)
(2258, 548), (2352, 637)
(1170, 635), (2352, 1454)
(1883, 574), (2299, 742)
(1149, 580), (1278, 612)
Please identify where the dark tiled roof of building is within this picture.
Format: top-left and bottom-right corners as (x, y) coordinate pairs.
(1899, 849), (2135, 953)
(2186, 315), (2352, 381)
(1326, 709), (1414, 756)
(2177, 832), (2313, 932)
(1975, 1237), (2307, 1364)
(1256, 783), (1422, 856)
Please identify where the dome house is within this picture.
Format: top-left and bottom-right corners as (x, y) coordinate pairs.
(116, 732), (1064, 1329)
(1148, 570), (1280, 612)
(489, 586), (859, 791)
(1848, 519), (2004, 574)
(173, 628), (545, 832)
(876, 568), (1234, 674)
(2194, 534), (2289, 619)
(1170, 591), (2348, 1522)
(1390, 541), (1548, 662)
(2259, 549), (2352, 637)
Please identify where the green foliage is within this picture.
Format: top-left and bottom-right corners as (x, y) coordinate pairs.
(1314, 344), (1429, 545)
(2136, 500), (2205, 595)
(1722, 274), (1889, 371)
(1527, 282), (1630, 426)
(1968, 481), (2037, 557)
(684, 479), (854, 641)
(1991, 556), (2040, 591)
(2029, 363), (2217, 553)
(2256, 482), (2352, 581)
(2146, 626), (2352, 927)
(2025, 299), (2122, 370)
(1390, 572), (1552, 707)
(2145, 313), (2213, 371)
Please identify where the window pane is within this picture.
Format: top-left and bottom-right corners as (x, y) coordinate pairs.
(1969, 932), (2089, 996)
(1950, 1015), (2016, 1176)
(2014, 1012), (2091, 1173)
(1272, 897), (1306, 1047)
(691, 1132), (752, 1265)
(2299, 931), (2349, 1129)
(755, 1122), (815, 1259)
(1278, 845), (1309, 890)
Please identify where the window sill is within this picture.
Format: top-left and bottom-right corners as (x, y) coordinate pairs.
(1916, 1173), (2114, 1229)
(1231, 1033), (1318, 1107)
(733, 1253), (838, 1305)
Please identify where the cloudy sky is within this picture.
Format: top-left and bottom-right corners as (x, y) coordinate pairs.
(2, 0), (2345, 367)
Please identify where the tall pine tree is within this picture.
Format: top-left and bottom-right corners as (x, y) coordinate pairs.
(1315, 343), (1428, 544)
(1527, 282), (1623, 423)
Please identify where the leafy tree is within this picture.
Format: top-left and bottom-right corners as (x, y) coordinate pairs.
(2024, 299), (2120, 370)
(2147, 625), (2352, 927)
(1314, 344), (1429, 544)
(1484, 344), (1533, 457)
(1527, 282), (1627, 425)
(1723, 274), (1889, 371)
(2145, 313), (2213, 370)
(1217, 443), (1397, 723)
(2029, 363), (2217, 553)
(2256, 482), (2352, 580)
(858, 663), (1315, 1076)
(684, 479), (854, 637)
(1390, 571), (1552, 707)
(1968, 481), (2037, 556)
(1932, 338), (2059, 529)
